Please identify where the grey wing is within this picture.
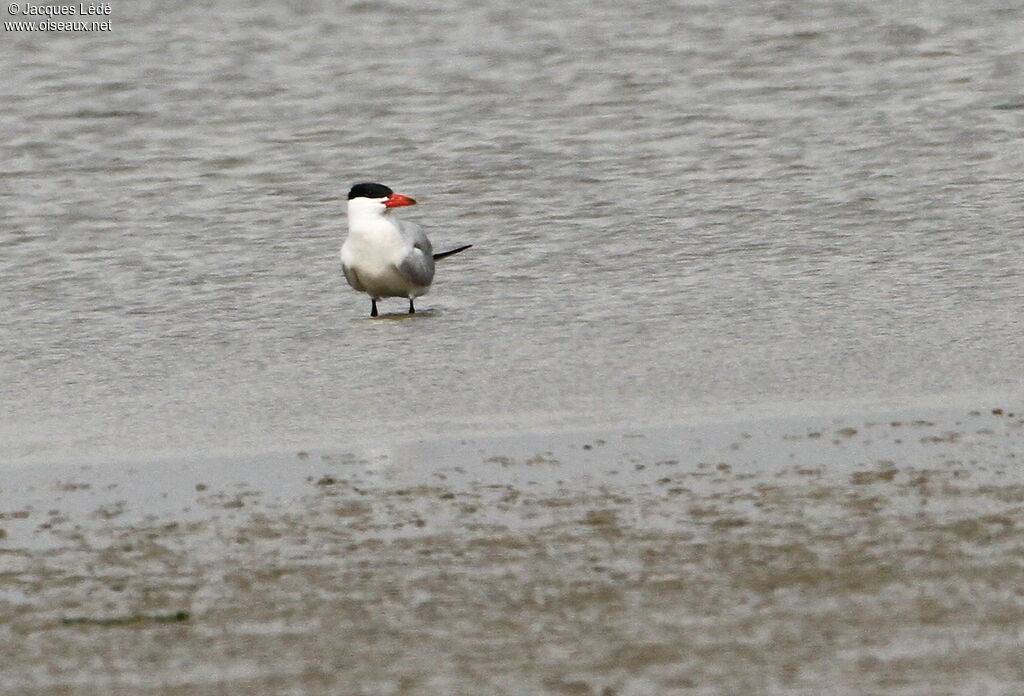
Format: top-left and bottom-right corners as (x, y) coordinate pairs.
(395, 220), (436, 287)
(341, 261), (365, 291)
(399, 219), (433, 258)
(396, 247), (435, 287)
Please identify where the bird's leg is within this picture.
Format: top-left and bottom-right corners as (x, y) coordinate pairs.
(408, 298), (415, 315)
(370, 299), (378, 317)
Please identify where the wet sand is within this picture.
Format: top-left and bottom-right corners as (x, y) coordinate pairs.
(2, 403), (1023, 695)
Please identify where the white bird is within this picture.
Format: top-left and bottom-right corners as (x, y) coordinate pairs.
(340, 183), (472, 317)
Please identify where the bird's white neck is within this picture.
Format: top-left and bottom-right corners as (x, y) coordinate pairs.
(347, 199), (397, 227)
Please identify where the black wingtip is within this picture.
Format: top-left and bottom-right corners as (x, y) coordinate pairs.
(433, 244), (473, 261)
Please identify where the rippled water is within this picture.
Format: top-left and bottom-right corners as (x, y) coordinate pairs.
(2, 0), (1022, 464)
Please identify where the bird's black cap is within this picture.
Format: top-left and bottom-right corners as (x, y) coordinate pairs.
(348, 182), (393, 200)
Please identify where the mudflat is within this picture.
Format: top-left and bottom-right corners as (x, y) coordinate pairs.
(3, 403), (1022, 695)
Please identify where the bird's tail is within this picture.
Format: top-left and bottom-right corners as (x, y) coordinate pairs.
(433, 244), (473, 261)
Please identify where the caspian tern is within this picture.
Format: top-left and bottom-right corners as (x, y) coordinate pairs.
(340, 183), (472, 317)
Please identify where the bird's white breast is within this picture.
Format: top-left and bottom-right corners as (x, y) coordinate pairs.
(341, 217), (407, 274)
(341, 215), (427, 298)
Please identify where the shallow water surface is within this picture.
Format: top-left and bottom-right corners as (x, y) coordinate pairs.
(1, 0), (1022, 464)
